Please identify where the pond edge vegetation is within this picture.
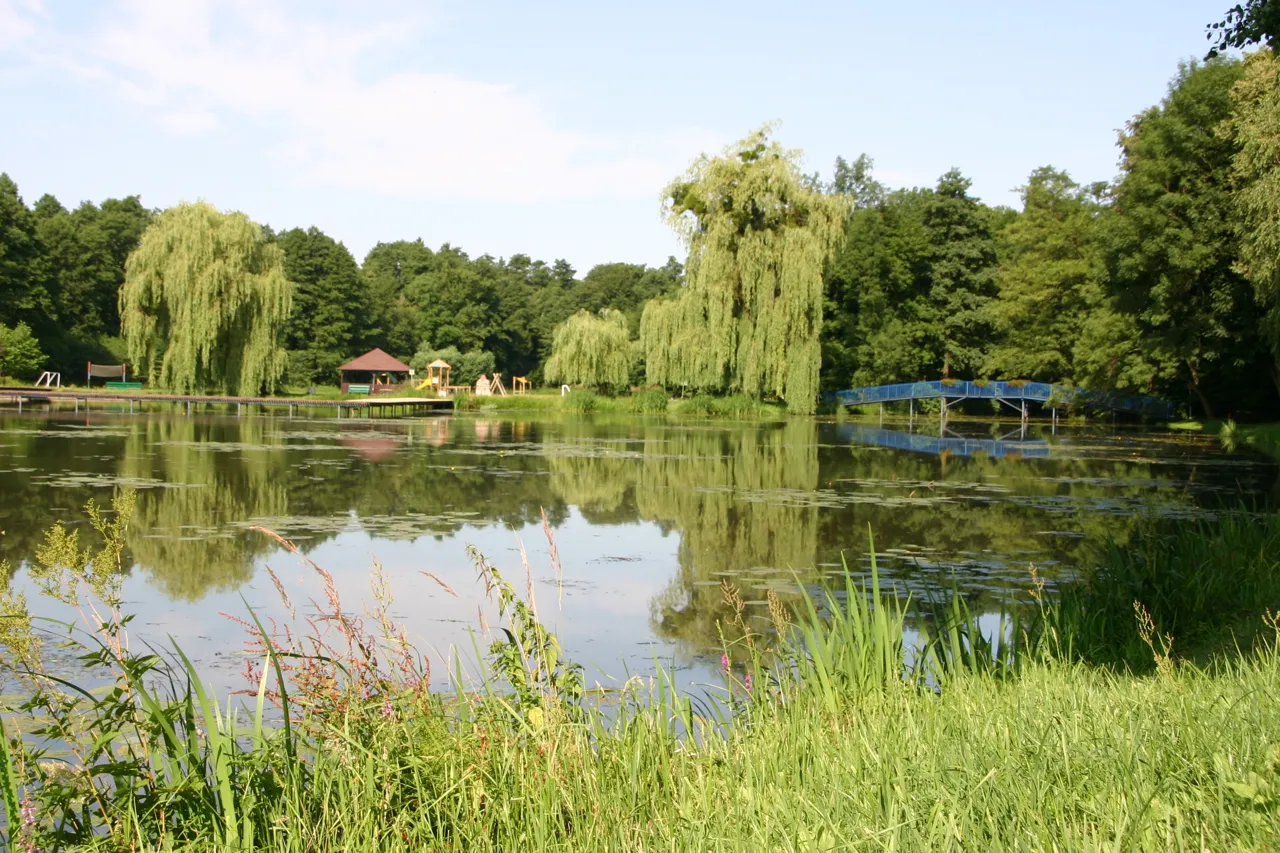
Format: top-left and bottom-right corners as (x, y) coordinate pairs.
(1, 493), (1279, 849)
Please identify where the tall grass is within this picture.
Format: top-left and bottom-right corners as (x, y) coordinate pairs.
(1038, 511), (1280, 669)
(3, 498), (1280, 849)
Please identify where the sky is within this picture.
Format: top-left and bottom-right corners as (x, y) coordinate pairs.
(0, 0), (1237, 273)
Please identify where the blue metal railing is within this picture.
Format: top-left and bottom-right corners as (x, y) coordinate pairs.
(826, 380), (1174, 419)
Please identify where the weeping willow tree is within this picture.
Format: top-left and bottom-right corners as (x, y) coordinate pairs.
(640, 127), (849, 414)
(120, 202), (293, 395)
(543, 308), (635, 392)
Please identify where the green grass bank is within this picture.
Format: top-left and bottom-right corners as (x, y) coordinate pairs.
(2, 498), (1279, 850)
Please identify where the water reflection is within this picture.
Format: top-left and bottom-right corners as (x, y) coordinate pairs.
(837, 423), (1052, 458)
(0, 411), (1273, 680)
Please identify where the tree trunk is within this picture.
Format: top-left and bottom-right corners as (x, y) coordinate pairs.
(1186, 365), (1215, 420)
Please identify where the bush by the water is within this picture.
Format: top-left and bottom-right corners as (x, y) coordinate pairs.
(671, 392), (783, 419)
(628, 388), (669, 413)
(560, 389), (599, 413)
(3, 496), (1280, 850)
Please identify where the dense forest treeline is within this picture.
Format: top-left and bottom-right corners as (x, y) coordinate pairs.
(6, 52), (1280, 416)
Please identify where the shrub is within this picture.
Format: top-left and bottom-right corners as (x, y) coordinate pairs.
(630, 388), (669, 414)
(0, 321), (45, 380)
(561, 389), (599, 414)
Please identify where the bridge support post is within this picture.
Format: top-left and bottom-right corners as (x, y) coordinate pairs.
(879, 403), (884, 425)
(909, 398), (914, 425)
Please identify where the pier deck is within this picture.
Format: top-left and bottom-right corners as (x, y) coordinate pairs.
(0, 389), (453, 418)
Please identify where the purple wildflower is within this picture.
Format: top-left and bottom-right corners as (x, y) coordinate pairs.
(721, 654), (730, 674)
(382, 695), (395, 719)
(19, 795), (40, 853)
(744, 672), (753, 696)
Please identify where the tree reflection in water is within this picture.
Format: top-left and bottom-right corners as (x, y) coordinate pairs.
(0, 410), (1272, 663)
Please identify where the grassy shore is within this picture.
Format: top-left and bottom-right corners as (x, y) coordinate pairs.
(2, 499), (1280, 850)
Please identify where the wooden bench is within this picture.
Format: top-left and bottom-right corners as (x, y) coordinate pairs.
(105, 381), (144, 390)
(347, 384), (371, 395)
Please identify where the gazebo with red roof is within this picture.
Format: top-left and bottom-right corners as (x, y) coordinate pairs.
(337, 348), (412, 395)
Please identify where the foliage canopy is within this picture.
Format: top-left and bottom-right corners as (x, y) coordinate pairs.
(544, 309), (634, 392)
(641, 128), (849, 414)
(120, 202), (293, 395)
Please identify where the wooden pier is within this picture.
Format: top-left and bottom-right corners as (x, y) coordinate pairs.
(0, 389), (453, 418)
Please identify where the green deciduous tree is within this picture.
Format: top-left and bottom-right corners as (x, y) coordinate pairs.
(1207, 1), (1280, 56)
(640, 128), (849, 414)
(985, 168), (1110, 382)
(120, 202), (293, 395)
(0, 321), (45, 379)
(33, 195), (151, 342)
(277, 226), (373, 385)
(820, 188), (935, 389)
(923, 169), (999, 378)
(574, 260), (682, 336)
(544, 309), (634, 392)
(1224, 48), (1280, 396)
(361, 240), (433, 357)
(0, 174), (55, 335)
(1109, 58), (1261, 416)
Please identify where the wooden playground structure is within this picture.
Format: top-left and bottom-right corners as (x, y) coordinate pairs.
(414, 358), (532, 398)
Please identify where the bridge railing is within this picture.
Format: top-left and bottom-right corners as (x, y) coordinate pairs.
(827, 380), (1175, 419)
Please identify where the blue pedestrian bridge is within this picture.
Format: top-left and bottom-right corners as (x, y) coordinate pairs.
(825, 380), (1175, 420)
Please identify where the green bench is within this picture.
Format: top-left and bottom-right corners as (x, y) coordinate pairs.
(347, 384), (371, 396)
(105, 381), (144, 390)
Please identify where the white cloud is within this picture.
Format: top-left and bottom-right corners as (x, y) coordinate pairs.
(13, 0), (709, 203)
(0, 0), (42, 50)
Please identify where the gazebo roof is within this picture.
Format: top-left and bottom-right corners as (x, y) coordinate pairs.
(428, 359), (452, 369)
(337, 348), (411, 373)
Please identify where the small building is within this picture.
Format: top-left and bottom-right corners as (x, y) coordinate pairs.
(337, 348), (412, 395)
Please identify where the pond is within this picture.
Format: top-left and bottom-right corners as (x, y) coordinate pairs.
(0, 409), (1275, 695)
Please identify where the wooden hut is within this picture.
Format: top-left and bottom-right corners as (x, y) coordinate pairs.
(337, 348), (412, 395)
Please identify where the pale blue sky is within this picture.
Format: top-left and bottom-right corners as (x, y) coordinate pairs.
(0, 1), (1232, 272)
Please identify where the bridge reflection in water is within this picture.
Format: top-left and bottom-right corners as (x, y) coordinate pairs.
(835, 423), (1055, 459)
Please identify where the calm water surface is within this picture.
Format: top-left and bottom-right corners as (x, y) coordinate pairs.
(0, 409), (1275, 693)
